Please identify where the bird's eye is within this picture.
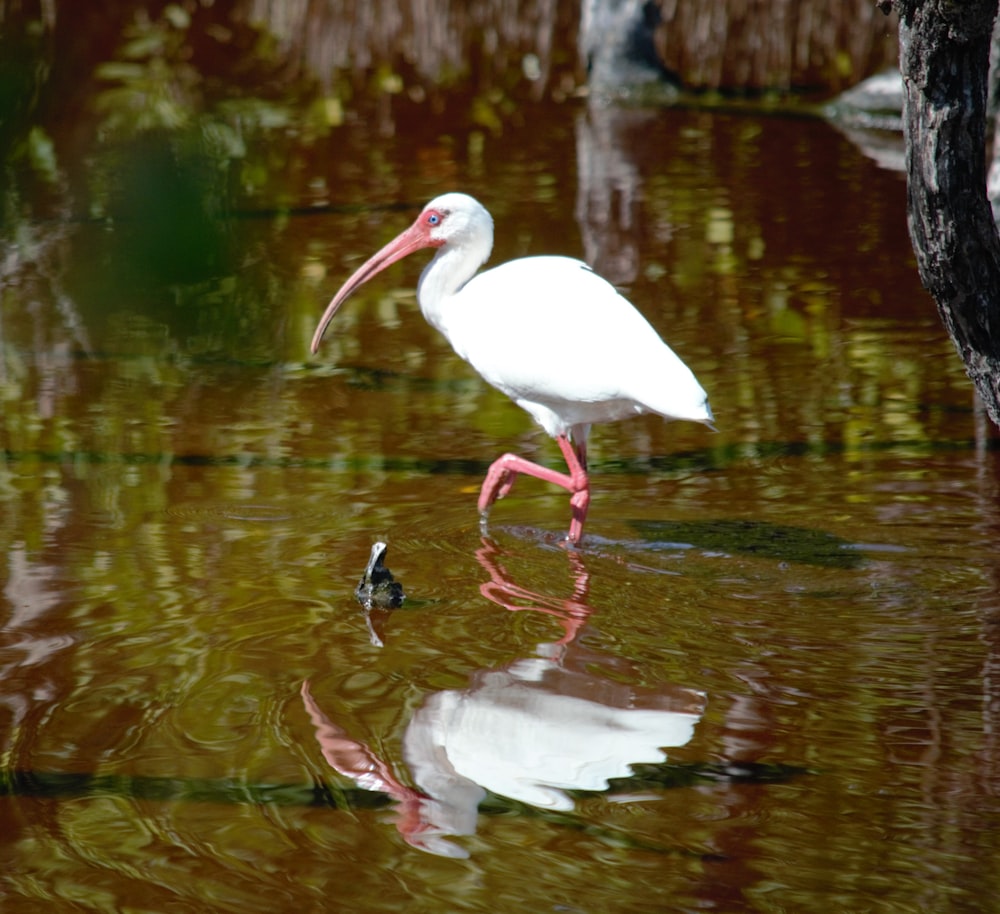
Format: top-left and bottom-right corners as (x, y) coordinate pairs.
(426, 211), (442, 226)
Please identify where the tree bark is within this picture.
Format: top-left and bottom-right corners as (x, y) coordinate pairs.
(894, 0), (1000, 425)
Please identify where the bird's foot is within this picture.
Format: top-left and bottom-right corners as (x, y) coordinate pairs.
(478, 456), (520, 513)
(566, 488), (590, 545)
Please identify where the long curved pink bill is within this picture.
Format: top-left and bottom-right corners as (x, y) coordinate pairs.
(310, 221), (431, 354)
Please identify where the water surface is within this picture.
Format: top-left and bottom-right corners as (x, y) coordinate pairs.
(2, 97), (1000, 913)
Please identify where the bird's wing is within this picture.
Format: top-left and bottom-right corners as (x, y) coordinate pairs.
(449, 256), (694, 407)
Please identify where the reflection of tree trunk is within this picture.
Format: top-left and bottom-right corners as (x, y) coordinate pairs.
(894, 14), (1000, 891)
(974, 407), (1000, 794)
(573, 103), (652, 285)
(893, 0), (1000, 426)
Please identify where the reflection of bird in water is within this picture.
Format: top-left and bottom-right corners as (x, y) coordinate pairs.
(303, 539), (706, 858)
(355, 542), (405, 609)
(476, 535), (591, 646)
(310, 192), (714, 544)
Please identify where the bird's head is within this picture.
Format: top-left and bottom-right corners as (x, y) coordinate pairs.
(417, 193), (493, 249)
(310, 193), (494, 354)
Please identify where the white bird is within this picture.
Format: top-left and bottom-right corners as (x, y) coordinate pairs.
(311, 193), (714, 544)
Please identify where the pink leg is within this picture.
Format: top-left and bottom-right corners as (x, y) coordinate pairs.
(478, 435), (591, 543)
(476, 537), (592, 644)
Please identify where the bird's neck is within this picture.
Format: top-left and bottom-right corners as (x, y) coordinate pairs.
(417, 239), (491, 334)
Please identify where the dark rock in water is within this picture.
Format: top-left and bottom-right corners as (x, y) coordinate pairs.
(355, 542), (405, 609)
(629, 518), (864, 569)
(824, 68), (903, 132)
(823, 69), (905, 173)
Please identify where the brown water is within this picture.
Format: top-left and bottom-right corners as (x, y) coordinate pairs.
(3, 98), (1000, 913)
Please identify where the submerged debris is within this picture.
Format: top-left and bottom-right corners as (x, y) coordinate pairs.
(355, 541), (405, 610)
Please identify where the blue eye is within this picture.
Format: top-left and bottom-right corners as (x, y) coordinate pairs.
(427, 212), (441, 226)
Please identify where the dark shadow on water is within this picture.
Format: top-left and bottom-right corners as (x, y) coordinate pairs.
(0, 768), (391, 810)
(628, 518), (867, 569)
(0, 761), (806, 809)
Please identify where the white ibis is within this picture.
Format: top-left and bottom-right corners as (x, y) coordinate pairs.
(311, 193), (714, 543)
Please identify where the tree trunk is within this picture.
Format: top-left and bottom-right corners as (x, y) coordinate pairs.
(894, 0), (1000, 425)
